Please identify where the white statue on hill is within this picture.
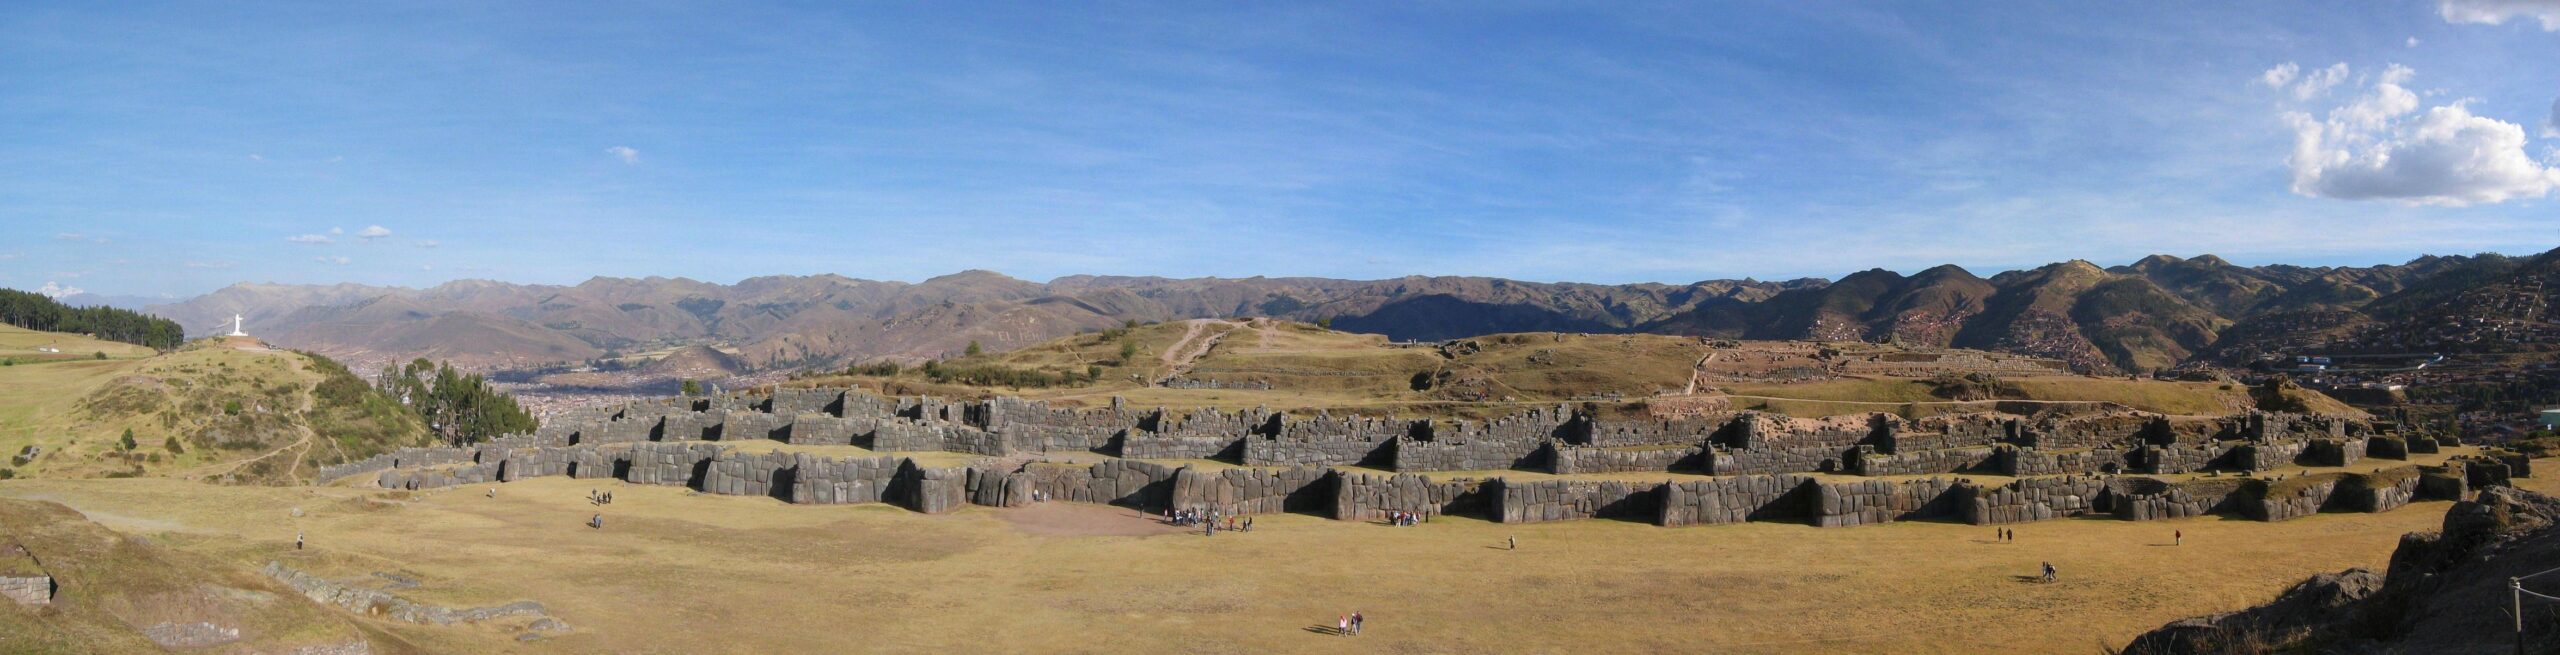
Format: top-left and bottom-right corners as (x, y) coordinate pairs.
(228, 313), (247, 337)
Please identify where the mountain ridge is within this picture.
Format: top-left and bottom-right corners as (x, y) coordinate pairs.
(143, 250), (2554, 373)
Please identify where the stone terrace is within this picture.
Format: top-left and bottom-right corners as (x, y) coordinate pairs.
(322, 387), (2524, 531)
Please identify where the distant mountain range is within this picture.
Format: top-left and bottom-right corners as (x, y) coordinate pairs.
(141, 249), (2553, 373)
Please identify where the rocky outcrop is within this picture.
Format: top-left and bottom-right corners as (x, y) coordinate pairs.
(2124, 487), (2560, 654)
(263, 562), (567, 631)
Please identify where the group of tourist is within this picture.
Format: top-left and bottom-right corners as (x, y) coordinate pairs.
(588, 489), (615, 506)
(1383, 510), (1427, 526)
(1335, 611), (1367, 637)
(1166, 508), (1254, 535)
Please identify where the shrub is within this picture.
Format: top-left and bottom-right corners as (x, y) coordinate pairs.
(119, 428), (137, 451)
(163, 436), (185, 454)
(223, 400), (243, 415)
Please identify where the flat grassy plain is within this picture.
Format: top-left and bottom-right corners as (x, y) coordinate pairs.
(5, 465), (2540, 654)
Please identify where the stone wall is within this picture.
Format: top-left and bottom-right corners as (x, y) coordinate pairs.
(1549, 444), (1698, 475)
(1332, 472), (1486, 521)
(2231, 440), (2309, 471)
(1167, 465), (1334, 516)
(2420, 462), (2470, 500)
(1120, 433), (1243, 461)
(2366, 437), (2409, 460)
(0, 574), (49, 606)
(1847, 445), (1996, 477)
(1391, 436), (1545, 472)
(2241, 474), (2344, 521)
(2130, 444), (2229, 475)
(896, 464), (969, 514)
(1494, 479), (1661, 523)
(2110, 478), (2241, 521)
(377, 462), (498, 491)
(790, 454), (904, 505)
(1700, 445), (1839, 475)
(1998, 446), (2125, 477)
(1244, 434), (1393, 468)
(623, 442), (723, 486)
(1964, 475), (2109, 524)
(1658, 475), (1814, 527)
(1812, 478), (1963, 527)
(2301, 438), (2367, 467)
(2337, 468), (2422, 513)
(700, 451), (795, 499)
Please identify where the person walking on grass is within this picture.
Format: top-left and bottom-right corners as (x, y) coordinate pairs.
(2175, 529), (2183, 546)
(1508, 535), (1517, 551)
(2041, 561), (2056, 583)
(1338, 615), (1348, 637)
(295, 532), (303, 550)
(1352, 611), (1364, 636)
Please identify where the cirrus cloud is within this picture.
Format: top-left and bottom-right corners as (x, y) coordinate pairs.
(605, 146), (640, 164)
(2277, 64), (2560, 206)
(286, 233), (334, 244)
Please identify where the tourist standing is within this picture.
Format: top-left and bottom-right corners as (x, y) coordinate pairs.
(1352, 611), (1364, 636)
(1507, 535), (1517, 551)
(1338, 615), (1348, 637)
(295, 532), (303, 550)
(2175, 529), (2183, 546)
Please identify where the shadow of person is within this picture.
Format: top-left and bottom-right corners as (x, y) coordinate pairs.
(1304, 625), (1342, 636)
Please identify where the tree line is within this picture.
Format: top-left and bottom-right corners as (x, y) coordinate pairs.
(376, 358), (538, 445)
(0, 289), (186, 349)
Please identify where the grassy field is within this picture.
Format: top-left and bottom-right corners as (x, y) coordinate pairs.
(0, 323), (157, 363)
(2, 459), (2534, 654)
(804, 321), (2346, 421)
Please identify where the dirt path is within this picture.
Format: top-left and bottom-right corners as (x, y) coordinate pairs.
(1154, 320), (1240, 384)
(208, 356), (322, 482)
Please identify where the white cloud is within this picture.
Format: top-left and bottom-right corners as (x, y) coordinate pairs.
(358, 225), (392, 240)
(286, 234), (334, 245)
(2258, 62), (2352, 101)
(35, 281), (83, 299)
(2260, 63), (2298, 89)
(2440, 0), (2560, 30)
(314, 255), (350, 265)
(415, 239), (441, 248)
(2281, 65), (2560, 206)
(605, 146), (641, 164)
(2293, 63), (2349, 101)
(2407, 36), (2421, 47)
(54, 232), (83, 241)
(183, 260), (236, 269)
(328, 227), (344, 236)
(0, 253), (19, 261)
(248, 154), (265, 163)
(421, 264), (434, 271)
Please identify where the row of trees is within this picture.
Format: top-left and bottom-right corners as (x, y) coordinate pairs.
(0, 289), (186, 349)
(375, 358), (537, 445)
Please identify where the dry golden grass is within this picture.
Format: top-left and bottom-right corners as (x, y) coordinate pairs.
(806, 324), (2344, 421)
(2, 460), (2540, 654)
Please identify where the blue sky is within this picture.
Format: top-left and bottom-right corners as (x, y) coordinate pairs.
(4, 1), (2557, 299)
